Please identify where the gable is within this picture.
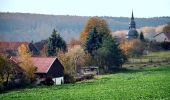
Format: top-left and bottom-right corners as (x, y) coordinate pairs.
(47, 58), (64, 77)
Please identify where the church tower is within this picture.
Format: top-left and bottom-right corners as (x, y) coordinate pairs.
(129, 11), (136, 29)
(127, 11), (138, 39)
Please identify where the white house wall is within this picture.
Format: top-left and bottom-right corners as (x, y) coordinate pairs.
(52, 77), (64, 85)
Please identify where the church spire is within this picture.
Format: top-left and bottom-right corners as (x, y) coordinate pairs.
(131, 10), (134, 20)
(129, 10), (136, 29)
(127, 11), (138, 39)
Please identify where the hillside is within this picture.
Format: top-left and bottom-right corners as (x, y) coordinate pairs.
(1, 65), (170, 100)
(0, 12), (170, 42)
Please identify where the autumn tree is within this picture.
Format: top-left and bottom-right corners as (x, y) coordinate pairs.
(0, 54), (13, 86)
(47, 29), (67, 56)
(80, 17), (110, 44)
(119, 40), (132, 55)
(67, 45), (85, 75)
(58, 51), (70, 74)
(58, 45), (86, 75)
(18, 44), (36, 83)
(120, 39), (146, 57)
(163, 22), (170, 33)
(69, 38), (81, 48)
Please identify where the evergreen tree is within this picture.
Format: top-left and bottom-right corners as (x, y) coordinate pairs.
(84, 27), (101, 56)
(139, 32), (145, 41)
(95, 35), (127, 71)
(47, 29), (67, 56)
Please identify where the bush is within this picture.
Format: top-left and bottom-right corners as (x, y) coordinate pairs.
(44, 77), (54, 86)
(160, 42), (170, 50)
(0, 83), (5, 91)
(64, 74), (75, 84)
(40, 77), (54, 86)
(83, 74), (94, 80)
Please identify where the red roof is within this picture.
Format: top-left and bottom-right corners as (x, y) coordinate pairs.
(0, 42), (29, 52)
(10, 57), (57, 73)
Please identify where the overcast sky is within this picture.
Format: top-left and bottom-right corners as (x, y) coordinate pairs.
(0, 0), (170, 17)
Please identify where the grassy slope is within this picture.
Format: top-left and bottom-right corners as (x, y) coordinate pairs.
(1, 65), (170, 100)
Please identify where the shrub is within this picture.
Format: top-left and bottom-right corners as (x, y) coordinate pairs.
(160, 42), (170, 50)
(44, 77), (54, 86)
(64, 74), (75, 84)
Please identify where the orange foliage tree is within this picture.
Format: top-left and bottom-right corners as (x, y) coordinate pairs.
(120, 39), (146, 57)
(80, 17), (110, 44)
(18, 44), (37, 83)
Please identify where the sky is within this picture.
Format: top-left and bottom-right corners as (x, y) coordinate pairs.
(0, 0), (170, 18)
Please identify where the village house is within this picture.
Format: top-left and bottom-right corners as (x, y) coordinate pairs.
(0, 41), (39, 56)
(153, 32), (170, 42)
(11, 57), (64, 85)
(0, 42), (29, 55)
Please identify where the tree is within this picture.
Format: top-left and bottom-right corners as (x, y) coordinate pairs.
(58, 51), (70, 74)
(47, 29), (67, 56)
(18, 44), (37, 83)
(58, 45), (86, 75)
(67, 45), (85, 75)
(139, 32), (145, 41)
(0, 54), (12, 86)
(163, 22), (170, 33)
(80, 17), (110, 44)
(95, 35), (127, 71)
(119, 40), (132, 55)
(84, 27), (101, 56)
(120, 39), (146, 57)
(81, 18), (127, 72)
(69, 38), (81, 48)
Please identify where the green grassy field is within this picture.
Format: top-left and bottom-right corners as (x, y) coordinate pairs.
(1, 65), (170, 100)
(124, 51), (170, 68)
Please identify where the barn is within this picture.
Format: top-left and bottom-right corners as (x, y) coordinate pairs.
(11, 57), (64, 85)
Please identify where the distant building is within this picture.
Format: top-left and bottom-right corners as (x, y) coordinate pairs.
(0, 42), (29, 55)
(10, 57), (64, 85)
(0, 41), (40, 56)
(127, 11), (138, 39)
(153, 32), (170, 42)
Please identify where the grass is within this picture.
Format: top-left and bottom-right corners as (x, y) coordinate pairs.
(1, 65), (170, 100)
(143, 51), (170, 58)
(124, 51), (170, 68)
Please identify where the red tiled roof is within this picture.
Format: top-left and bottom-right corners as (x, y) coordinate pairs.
(10, 57), (56, 73)
(0, 42), (29, 51)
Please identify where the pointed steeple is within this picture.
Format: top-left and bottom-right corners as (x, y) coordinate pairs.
(131, 10), (134, 20)
(127, 10), (138, 39)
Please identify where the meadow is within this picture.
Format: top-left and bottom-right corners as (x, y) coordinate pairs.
(1, 64), (170, 100)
